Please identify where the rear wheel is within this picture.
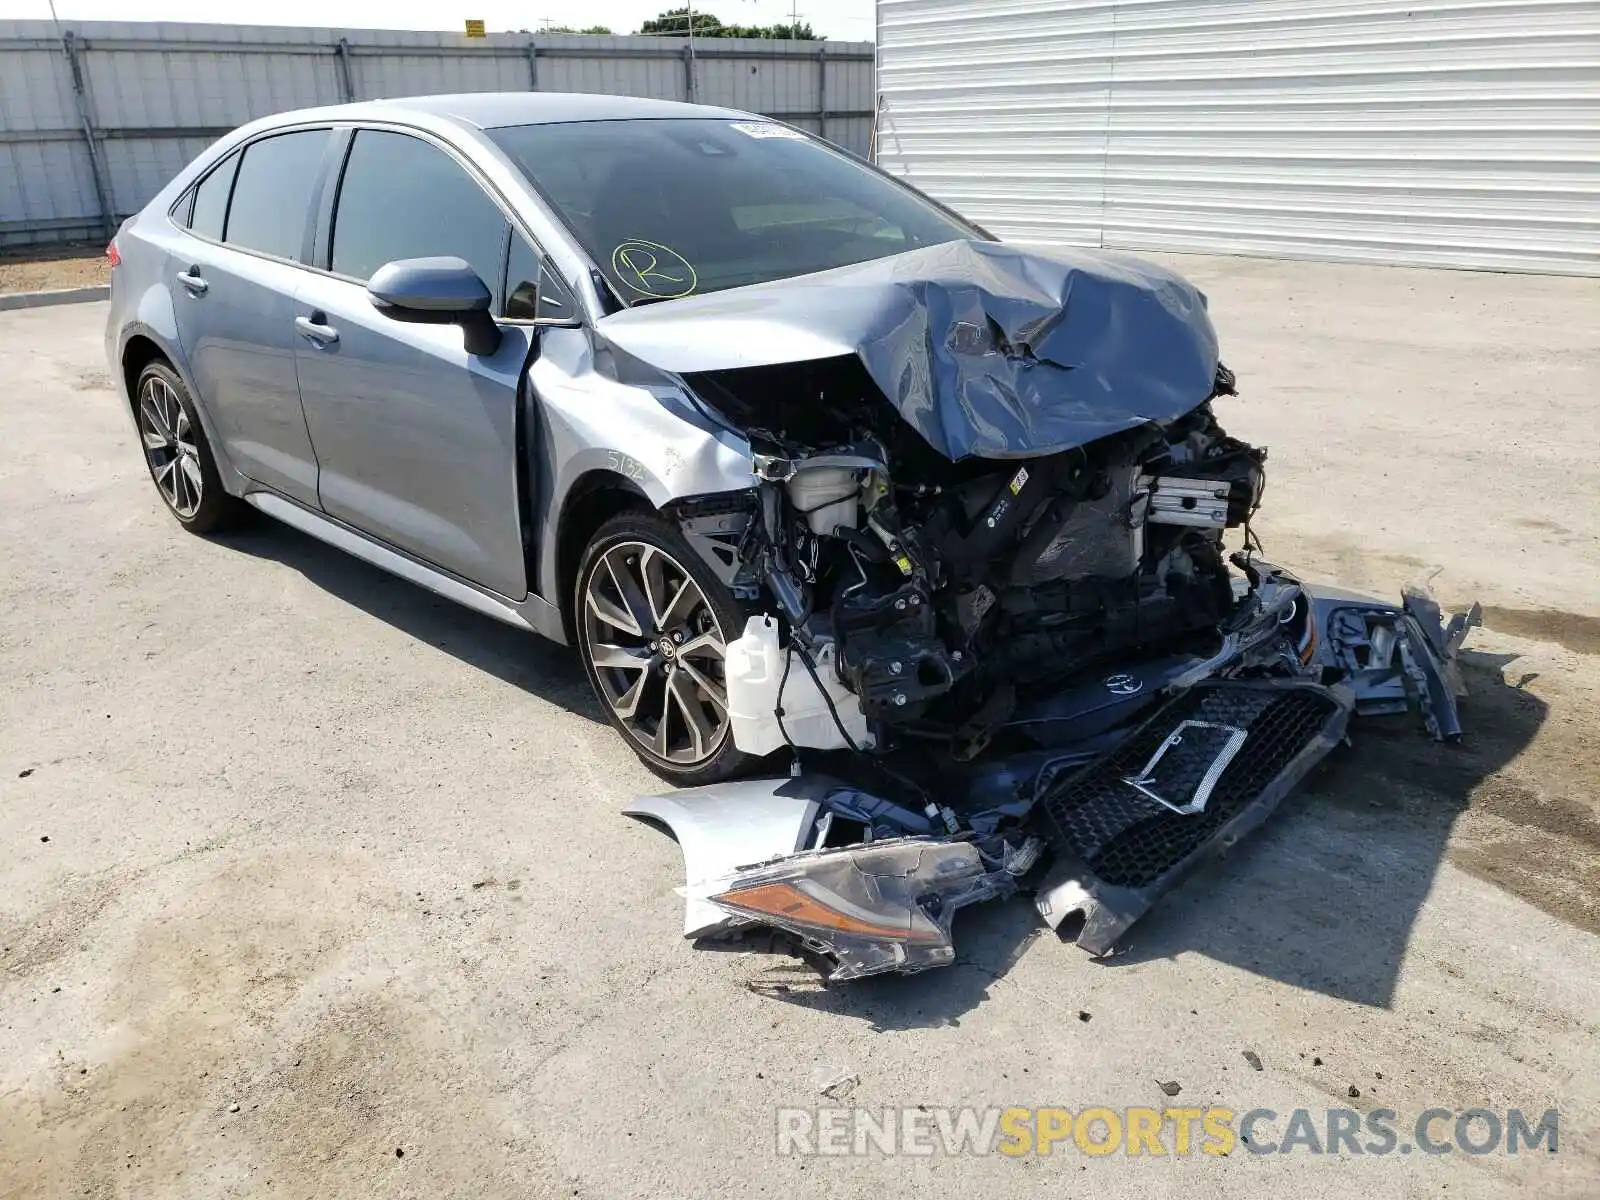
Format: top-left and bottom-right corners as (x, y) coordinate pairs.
(135, 361), (243, 533)
(576, 511), (754, 785)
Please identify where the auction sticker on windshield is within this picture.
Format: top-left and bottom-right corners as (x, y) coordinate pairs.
(728, 121), (809, 140)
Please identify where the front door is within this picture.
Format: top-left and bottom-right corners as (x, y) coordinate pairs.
(291, 128), (531, 600)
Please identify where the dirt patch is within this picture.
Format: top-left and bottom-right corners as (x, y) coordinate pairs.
(0, 244), (109, 295)
(1469, 774), (1600, 850)
(1480, 605), (1600, 657)
(0, 849), (376, 1199)
(0, 864), (141, 979)
(1452, 770), (1600, 938)
(0, 841), (548, 1200)
(1451, 828), (1600, 943)
(1320, 651), (1600, 937)
(241, 998), (541, 1196)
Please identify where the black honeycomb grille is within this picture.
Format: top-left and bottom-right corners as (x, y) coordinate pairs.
(1034, 684), (1342, 889)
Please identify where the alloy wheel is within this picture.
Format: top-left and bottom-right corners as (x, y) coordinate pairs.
(583, 541), (731, 766)
(138, 375), (203, 518)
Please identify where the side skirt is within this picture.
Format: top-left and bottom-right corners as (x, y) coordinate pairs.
(244, 491), (566, 642)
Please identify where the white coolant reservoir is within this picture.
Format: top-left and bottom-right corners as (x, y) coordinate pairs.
(785, 465), (860, 535)
(724, 615), (873, 756)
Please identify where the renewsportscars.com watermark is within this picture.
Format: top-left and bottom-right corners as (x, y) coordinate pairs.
(776, 1106), (1560, 1158)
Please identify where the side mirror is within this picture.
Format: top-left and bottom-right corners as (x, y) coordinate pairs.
(367, 256), (501, 356)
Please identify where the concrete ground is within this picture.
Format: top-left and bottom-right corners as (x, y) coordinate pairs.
(2, 257), (1598, 1199)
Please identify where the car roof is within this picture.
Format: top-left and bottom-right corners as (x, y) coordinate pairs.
(343, 92), (755, 130)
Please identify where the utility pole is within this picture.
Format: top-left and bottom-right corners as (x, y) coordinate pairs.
(684, 2), (697, 103)
(47, 0), (116, 238)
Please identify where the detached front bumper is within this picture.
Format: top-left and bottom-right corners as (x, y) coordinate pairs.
(1030, 678), (1352, 953)
(627, 564), (1478, 983)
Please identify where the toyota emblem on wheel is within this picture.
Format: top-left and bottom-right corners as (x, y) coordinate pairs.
(1104, 673), (1144, 696)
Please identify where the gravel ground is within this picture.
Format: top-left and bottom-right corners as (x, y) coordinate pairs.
(0, 244), (109, 294)
(2, 257), (1598, 1199)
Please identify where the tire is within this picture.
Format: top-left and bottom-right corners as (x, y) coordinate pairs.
(576, 510), (756, 785)
(134, 360), (245, 534)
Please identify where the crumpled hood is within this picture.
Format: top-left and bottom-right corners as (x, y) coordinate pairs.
(594, 239), (1222, 460)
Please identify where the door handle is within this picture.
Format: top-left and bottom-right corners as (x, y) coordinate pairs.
(175, 267), (208, 295)
(294, 314), (340, 346)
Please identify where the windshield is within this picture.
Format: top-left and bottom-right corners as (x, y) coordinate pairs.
(489, 118), (982, 305)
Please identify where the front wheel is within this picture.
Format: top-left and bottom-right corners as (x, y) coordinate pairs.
(575, 511), (754, 785)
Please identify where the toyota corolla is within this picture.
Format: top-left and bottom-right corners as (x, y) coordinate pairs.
(107, 93), (1478, 977)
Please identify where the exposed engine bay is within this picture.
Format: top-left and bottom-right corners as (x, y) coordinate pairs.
(693, 355), (1261, 763)
(603, 240), (1480, 984)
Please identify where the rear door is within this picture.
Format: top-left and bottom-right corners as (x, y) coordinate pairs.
(169, 128), (331, 506)
(292, 127), (533, 599)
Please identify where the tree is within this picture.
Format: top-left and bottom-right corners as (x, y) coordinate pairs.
(748, 22), (820, 39)
(639, 8), (724, 35)
(637, 8), (822, 39)
(542, 24), (615, 33)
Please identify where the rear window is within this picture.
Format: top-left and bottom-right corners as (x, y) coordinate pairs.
(488, 118), (979, 304)
(223, 130), (329, 261)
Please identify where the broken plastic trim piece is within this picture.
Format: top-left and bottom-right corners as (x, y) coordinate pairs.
(708, 837), (1013, 981)
(1302, 583), (1482, 741)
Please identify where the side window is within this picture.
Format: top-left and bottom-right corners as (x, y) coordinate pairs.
(505, 233), (579, 322)
(224, 130), (330, 261)
(186, 152), (238, 240)
(331, 130), (508, 294)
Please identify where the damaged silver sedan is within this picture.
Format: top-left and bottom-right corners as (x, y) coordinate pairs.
(582, 118), (1479, 977)
(110, 94), (1477, 978)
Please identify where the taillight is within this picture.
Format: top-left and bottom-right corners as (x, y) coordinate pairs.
(106, 241), (121, 268)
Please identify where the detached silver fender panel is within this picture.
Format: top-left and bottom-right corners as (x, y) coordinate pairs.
(624, 779), (821, 938)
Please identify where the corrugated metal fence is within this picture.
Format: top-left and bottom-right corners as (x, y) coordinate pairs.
(0, 20), (874, 249)
(875, 0), (1600, 275)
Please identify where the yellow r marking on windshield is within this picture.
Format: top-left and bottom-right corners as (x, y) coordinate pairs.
(611, 238), (698, 299)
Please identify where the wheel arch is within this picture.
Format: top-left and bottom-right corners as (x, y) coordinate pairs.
(554, 470), (653, 642)
(118, 327), (247, 497)
(120, 333), (171, 420)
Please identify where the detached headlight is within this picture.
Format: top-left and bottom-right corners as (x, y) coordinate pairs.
(708, 838), (1009, 981)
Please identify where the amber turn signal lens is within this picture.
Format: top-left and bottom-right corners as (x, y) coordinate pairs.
(710, 880), (939, 943)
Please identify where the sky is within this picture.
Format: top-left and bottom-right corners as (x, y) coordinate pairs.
(0, 0), (878, 40)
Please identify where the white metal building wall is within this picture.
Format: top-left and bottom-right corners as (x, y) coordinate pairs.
(875, 0), (1600, 275)
(0, 21), (875, 248)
